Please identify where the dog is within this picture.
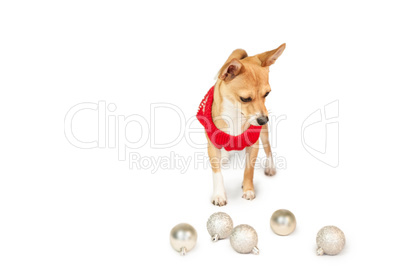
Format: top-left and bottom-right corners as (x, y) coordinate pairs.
(197, 44), (286, 206)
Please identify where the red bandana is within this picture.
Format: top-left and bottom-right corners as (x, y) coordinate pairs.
(196, 86), (262, 151)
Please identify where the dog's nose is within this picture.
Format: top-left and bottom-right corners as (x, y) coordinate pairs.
(257, 116), (269, 126)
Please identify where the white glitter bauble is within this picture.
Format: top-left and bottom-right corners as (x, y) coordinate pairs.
(170, 223), (198, 256)
(316, 226), (345, 256)
(230, 224), (259, 254)
(207, 212), (233, 242)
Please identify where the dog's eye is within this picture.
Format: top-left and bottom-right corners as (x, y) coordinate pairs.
(240, 96), (252, 103)
(263, 92), (270, 98)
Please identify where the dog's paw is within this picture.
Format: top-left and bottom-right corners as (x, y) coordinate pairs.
(264, 166), (276, 176)
(242, 190), (255, 200)
(211, 194), (227, 206)
(264, 155), (276, 176)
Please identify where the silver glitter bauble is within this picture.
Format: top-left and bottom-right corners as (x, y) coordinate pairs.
(207, 212), (233, 242)
(230, 224), (259, 254)
(316, 226), (345, 256)
(170, 223), (198, 256)
(270, 209), (297, 236)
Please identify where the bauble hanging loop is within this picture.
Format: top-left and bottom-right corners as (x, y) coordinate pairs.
(206, 212), (233, 242)
(170, 223), (198, 256)
(230, 224), (259, 254)
(316, 225), (345, 256)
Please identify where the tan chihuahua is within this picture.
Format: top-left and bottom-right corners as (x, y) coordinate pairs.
(203, 44), (286, 206)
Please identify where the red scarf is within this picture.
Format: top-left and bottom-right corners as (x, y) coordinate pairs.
(196, 86), (262, 151)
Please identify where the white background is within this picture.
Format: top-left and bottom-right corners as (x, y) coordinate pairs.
(1, 1), (402, 267)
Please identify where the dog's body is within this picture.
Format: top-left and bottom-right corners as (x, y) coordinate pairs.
(204, 44), (286, 206)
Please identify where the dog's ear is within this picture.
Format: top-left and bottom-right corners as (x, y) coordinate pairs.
(217, 49), (247, 81)
(257, 43), (286, 67)
(219, 59), (244, 81)
(225, 49), (248, 63)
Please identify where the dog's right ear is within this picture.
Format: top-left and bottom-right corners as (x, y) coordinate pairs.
(218, 59), (244, 81)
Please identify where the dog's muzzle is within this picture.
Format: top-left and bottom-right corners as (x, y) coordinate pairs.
(256, 116), (269, 126)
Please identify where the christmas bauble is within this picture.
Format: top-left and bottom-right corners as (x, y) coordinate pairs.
(270, 209), (297, 236)
(207, 212), (233, 242)
(316, 225), (345, 256)
(230, 224), (259, 254)
(170, 223), (198, 255)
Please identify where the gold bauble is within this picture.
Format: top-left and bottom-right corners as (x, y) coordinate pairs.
(270, 209), (296, 236)
(170, 223), (197, 255)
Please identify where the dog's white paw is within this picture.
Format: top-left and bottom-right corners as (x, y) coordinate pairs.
(211, 194), (227, 206)
(265, 166), (277, 176)
(212, 172), (227, 206)
(264, 154), (276, 176)
(242, 190), (255, 200)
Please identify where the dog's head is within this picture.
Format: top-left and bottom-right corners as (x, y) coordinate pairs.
(217, 44), (286, 126)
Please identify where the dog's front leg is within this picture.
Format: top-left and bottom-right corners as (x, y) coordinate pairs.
(207, 137), (227, 206)
(242, 140), (259, 200)
(260, 123), (276, 176)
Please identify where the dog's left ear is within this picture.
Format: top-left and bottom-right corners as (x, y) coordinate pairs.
(257, 43), (286, 67)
